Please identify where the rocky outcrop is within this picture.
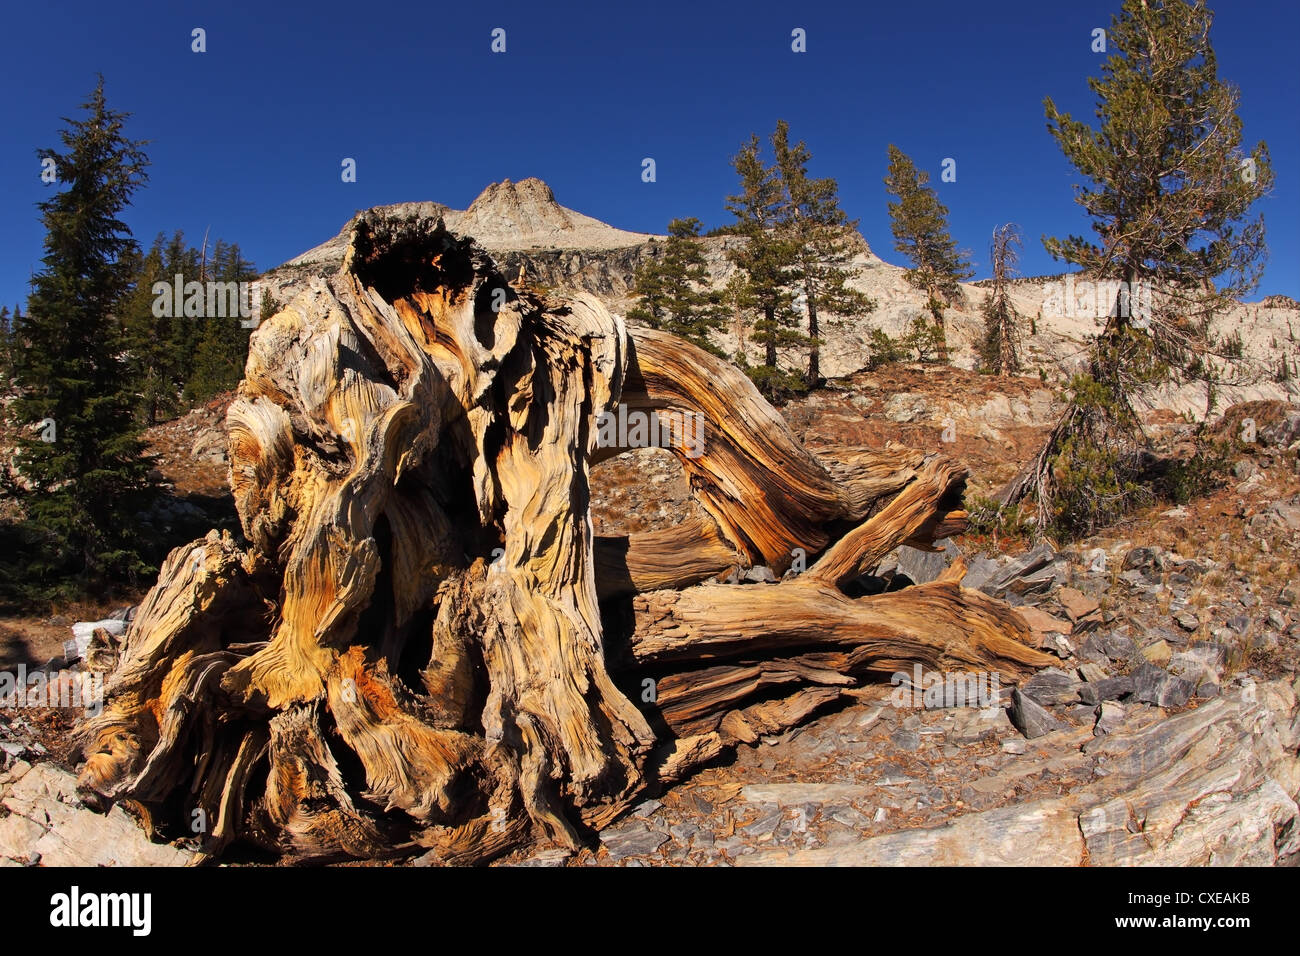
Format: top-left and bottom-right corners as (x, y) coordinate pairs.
(1262, 294), (1300, 310)
(259, 179), (663, 320)
(0, 762), (196, 867)
(492, 244), (659, 301)
(280, 178), (657, 266)
(738, 679), (1300, 866)
(453, 178), (656, 250)
(259, 178), (1300, 416)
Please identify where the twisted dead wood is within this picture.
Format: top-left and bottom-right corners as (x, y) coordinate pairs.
(75, 213), (1052, 864)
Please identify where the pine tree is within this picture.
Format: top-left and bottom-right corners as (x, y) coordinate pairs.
(258, 289), (280, 328)
(1007, 0), (1273, 537)
(883, 144), (973, 334)
(4, 305), (23, 383)
(119, 230), (260, 410)
(186, 240), (258, 403)
(901, 316), (947, 363)
(120, 235), (175, 423)
(0, 306), (12, 385)
(7, 78), (153, 591)
(627, 218), (725, 354)
(1042, 0), (1272, 399)
(725, 133), (804, 398)
(162, 230), (201, 386)
(771, 121), (875, 386)
(978, 223), (1024, 376)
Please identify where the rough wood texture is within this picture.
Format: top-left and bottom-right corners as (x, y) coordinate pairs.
(75, 213), (1053, 864)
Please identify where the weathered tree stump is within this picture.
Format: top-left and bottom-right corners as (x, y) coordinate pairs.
(75, 213), (1053, 864)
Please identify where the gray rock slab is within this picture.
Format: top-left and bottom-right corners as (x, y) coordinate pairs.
(601, 823), (669, 861)
(1130, 663), (1195, 708)
(1010, 689), (1067, 739)
(2, 764), (196, 867)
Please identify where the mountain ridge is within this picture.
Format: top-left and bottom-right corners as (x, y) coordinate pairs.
(285, 177), (662, 268)
(260, 178), (1300, 418)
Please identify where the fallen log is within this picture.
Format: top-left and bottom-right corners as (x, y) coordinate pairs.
(75, 212), (1053, 864)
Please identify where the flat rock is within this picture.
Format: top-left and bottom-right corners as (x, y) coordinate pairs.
(1130, 663), (1195, 709)
(68, 619), (127, 661)
(1015, 606), (1072, 638)
(743, 681), (1300, 866)
(874, 762), (913, 786)
(947, 706), (1011, 744)
(1010, 689), (1067, 739)
(1079, 686), (1300, 864)
(1169, 643), (1228, 687)
(890, 729), (922, 751)
(1146, 625), (1187, 647)
(669, 821), (699, 843)
(1094, 701), (1125, 736)
(1043, 633), (1075, 658)
(1123, 547), (1163, 573)
(1141, 639), (1172, 666)
(1119, 570), (1159, 596)
(1078, 674), (1134, 706)
(714, 835), (755, 858)
(891, 545), (949, 585)
(0, 813), (45, 862)
(828, 807), (871, 829)
(1081, 547), (1109, 574)
(741, 809), (783, 840)
(632, 798), (662, 818)
(739, 783), (865, 806)
(1021, 668), (1082, 707)
(505, 847), (573, 867)
(980, 544), (1063, 599)
(961, 556), (1001, 592)
(883, 393), (928, 423)
(1057, 587), (1101, 623)
(1, 764), (196, 867)
(1105, 629), (1140, 653)
(1066, 703), (1100, 723)
(601, 823), (669, 861)
(739, 797), (1086, 866)
(1077, 662), (1109, 683)
(1268, 500), (1300, 531)
(0, 759), (32, 789)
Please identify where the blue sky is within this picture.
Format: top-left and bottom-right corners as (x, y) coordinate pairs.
(2, 0), (1296, 309)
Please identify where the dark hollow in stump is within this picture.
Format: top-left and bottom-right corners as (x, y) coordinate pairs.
(75, 214), (1054, 864)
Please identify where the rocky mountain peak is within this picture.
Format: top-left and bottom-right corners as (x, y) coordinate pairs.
(459, 177), (575, 243)
(470, 177), (560, 212)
